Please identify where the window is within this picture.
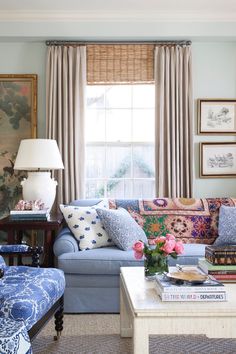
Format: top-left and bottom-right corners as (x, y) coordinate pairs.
(85, 84), (155, 198)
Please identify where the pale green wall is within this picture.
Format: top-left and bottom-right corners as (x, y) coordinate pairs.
(0, 20), (236, 40)
(0, 42), (46, 137)
(193, 42), (236, 197)
(0, 41), (236, 197)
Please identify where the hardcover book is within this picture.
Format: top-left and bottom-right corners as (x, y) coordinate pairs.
(155, 272), (224, 293)
(212, 273), (236, 282)
(9, 209), (50, 221)
(205, 245), (236, 265)
(199, 258), (236, 273)
(155, 283), (227, 302)
(207, 270), (236, 275)
(155, 267), (227, 302)
(10, 209), (49, 215)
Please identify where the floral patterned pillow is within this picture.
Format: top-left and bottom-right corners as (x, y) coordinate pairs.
(60, 200), (114, 251)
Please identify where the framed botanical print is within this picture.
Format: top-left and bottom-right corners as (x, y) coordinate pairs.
(198, 99), (236, 134)
(0, 74), (37, 218)
(200, 142), (236, 177)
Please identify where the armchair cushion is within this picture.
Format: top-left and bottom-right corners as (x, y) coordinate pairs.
(0, 266), (65, 330)
(0, 317), (31, 354)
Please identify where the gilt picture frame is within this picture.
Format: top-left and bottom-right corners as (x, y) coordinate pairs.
(200, 142), (236, 178)
(198, 99), (236, 134)
(0, 74), (37, 218)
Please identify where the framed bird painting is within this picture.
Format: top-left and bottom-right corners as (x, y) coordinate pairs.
(0, 74), (37, 219)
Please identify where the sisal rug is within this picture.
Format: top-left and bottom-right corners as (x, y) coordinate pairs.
(32, 314), (236, 354)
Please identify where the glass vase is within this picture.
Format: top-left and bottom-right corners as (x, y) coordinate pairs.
(144, 253), (168, 278)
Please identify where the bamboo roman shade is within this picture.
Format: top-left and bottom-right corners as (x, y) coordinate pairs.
(87, 44), (154, 84)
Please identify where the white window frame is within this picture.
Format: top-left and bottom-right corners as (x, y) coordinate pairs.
(85, 84), (155, 199)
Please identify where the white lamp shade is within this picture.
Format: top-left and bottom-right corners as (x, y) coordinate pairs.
(14, 139), (64, 170)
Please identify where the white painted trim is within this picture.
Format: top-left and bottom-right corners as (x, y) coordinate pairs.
(1, 10), (236, 23)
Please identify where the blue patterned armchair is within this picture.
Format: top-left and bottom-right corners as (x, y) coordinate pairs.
(0, 245), (65, 353)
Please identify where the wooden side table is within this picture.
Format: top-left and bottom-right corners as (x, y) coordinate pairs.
(0, 214), (63, 267)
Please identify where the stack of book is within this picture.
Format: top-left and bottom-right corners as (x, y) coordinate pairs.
(198, 245), (236, 282)
(155, 266), (227, 302)
(205, 245), (236, 265)
(10, 209), (50, 221)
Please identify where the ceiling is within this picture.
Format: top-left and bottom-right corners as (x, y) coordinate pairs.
(0, 0), (236, 21)
(0, 0), (235, 41)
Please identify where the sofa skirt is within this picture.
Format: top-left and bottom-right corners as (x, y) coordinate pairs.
(64, 287), (119, 313)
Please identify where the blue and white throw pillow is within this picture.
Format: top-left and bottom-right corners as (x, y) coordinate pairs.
(96, 207), (148, 251)
(214, 205), (236, 246)
(60, 200), (114, 251)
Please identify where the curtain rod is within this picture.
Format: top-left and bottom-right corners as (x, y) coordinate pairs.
(45, 40), (191, 46)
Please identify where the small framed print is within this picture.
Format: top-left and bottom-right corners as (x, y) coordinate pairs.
(198, 99), (236, 134)
(200, 142), (236, 178)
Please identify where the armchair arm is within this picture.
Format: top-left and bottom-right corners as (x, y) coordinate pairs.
(0, 244), (31, 253)
(0, 245), (43, 267)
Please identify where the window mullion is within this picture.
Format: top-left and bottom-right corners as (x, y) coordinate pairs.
(131, 85), (134, 198)
(104, 87), (108, 198)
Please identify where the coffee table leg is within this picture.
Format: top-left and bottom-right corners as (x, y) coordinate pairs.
(133, 319), (148, 354)
(120, 281), (132, 337)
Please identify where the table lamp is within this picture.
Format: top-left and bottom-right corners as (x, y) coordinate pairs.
(14, 139), (64, 211)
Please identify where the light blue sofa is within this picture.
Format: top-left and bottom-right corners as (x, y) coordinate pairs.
(53, 197), (234, 313)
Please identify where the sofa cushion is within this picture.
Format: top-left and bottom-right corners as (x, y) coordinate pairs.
(96, 207), (148, 250)
(214, 205), (236, 246)
(60, 200), (114, 251)
(168, 243), (206, 266)
(58, 246), (143, 275)
(57, 244), (206, 276)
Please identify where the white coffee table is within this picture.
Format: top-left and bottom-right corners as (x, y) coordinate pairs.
(120, 267), (236, 354)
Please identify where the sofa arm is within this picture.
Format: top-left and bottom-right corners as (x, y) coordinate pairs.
(53, 227), (79, 257)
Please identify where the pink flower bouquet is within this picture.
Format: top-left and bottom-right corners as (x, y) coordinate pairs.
(133, 234), (184, 276)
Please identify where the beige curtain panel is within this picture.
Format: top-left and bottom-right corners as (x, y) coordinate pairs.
(46, 45), (86, 205)
(154, 45), (193, 198)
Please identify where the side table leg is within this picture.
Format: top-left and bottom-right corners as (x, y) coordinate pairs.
(7, 229), (15, 266)
(43, 230), (54, 267)
(16, 231), (24, 265)
(133, 318), (148, 354)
